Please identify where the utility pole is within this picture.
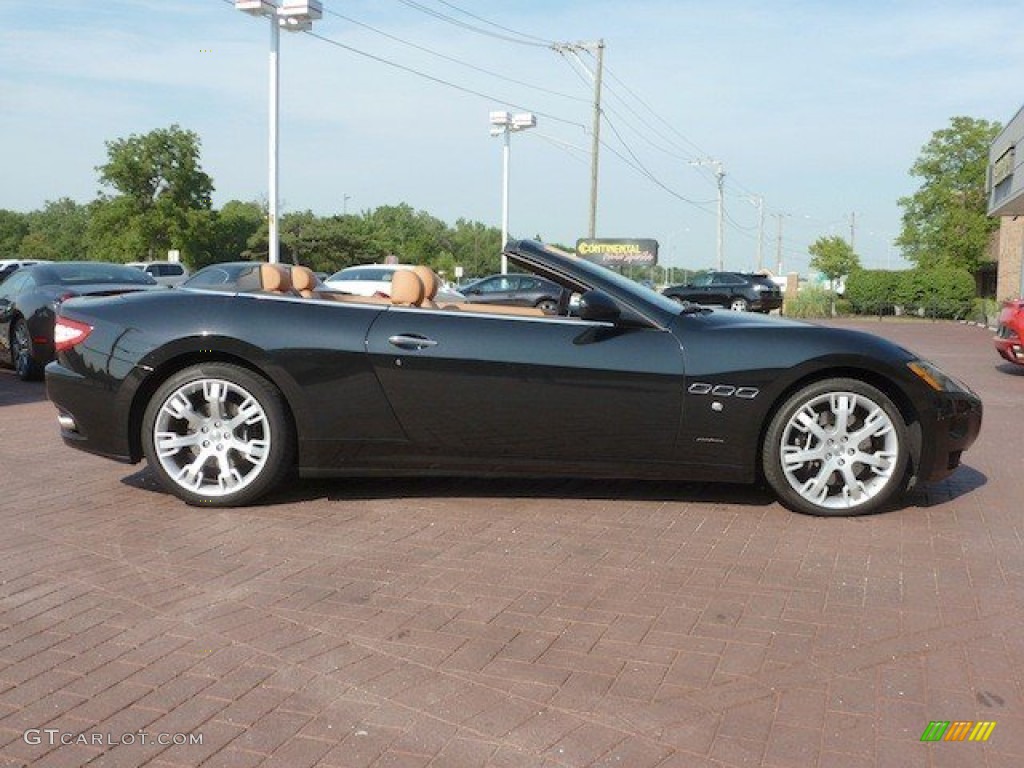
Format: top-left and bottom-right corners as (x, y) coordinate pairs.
(849, 211), (856, 252)
(747, 195), (765, 271)
(553, 39), (605, 239)
(692, 159), (725, 270)
(773, 212), (788, 275)
(588, 40), (605, 239)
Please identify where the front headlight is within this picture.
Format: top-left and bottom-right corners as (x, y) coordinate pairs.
(907, 359), (972, 394)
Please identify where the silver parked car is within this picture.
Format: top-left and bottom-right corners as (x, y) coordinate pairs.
(126, 261), (190, 287)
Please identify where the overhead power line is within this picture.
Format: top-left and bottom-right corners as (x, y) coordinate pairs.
(393, 0), (553, 48)
(305, 30), (588, 130)
(432, 0), (556, 47)
(324, 7), (588, 103)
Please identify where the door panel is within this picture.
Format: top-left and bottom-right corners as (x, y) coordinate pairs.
(365, 308), (685, 462)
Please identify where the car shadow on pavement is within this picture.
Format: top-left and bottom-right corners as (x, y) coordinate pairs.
(0, 372), (48, 407)
(121, 465), (987, 514)
(901, 464), (987, 508)
(996, 362), (1024, 376)
(120, 468), (777, 508)
(319, 476), (777, 506)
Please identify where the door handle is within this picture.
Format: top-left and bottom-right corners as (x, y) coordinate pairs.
(387, 334), (438, 350)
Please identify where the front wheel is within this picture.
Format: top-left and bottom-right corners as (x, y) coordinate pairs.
(536, 298), (558, 314)
(762, 378), (909, 516)
(729, 297), (749, 312)
(141, 363), (295, 507)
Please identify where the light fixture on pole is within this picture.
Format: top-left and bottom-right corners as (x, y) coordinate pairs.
(235, 0), (322, 264)
(489, 110), (536, 275)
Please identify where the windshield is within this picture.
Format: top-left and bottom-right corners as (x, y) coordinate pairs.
(527, 243), (686, 316)
(45, 263), (157, 286)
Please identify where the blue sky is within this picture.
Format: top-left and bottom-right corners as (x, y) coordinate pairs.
(1, 0), (1020, 274)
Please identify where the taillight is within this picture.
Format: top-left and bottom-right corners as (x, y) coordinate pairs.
(54, 318), (93, 351)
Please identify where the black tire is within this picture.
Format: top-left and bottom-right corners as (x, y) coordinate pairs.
(762, 378), (909, 516)
(729, 297), (749, 312)
(536, 298), (558, 314)
(12, 318), (42, 381)
(141, 363), (295, 507)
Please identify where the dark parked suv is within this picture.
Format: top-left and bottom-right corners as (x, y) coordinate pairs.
(663, 271), (783, 312)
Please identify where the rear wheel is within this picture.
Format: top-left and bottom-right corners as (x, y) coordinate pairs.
(763, 378), (909, 516)
(141, 363), (294, 507)
(12, 318), (42, 381)
(536, 298), (558, 314)
(729, 297), (749, 312)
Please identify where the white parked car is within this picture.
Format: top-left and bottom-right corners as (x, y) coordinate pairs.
(324, 264), (464, 302)
(126, 261), (190, 287)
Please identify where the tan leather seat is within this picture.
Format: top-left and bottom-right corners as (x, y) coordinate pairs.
(390, 270), (425, 307)
(259, 264), (292, 294)
(290, 265), (318, 297)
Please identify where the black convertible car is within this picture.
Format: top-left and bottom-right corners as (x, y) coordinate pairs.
(45, 241), (981, 516)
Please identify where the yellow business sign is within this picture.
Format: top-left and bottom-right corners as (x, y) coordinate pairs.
(576, 238), (659, 267)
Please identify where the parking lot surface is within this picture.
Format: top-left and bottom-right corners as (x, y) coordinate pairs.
(0, 318), (1021, 767)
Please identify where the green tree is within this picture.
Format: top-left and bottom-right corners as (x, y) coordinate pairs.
(808, 235), (860, 315)
(191, 200), (265, 269)
(897, 116), (1001, 272)
(20, 198), (91, 261)
(90, 125), (214, 264)
(449, 218), (502, 278)
(279, 211), (363, 273)
(0, 209), (29, 256)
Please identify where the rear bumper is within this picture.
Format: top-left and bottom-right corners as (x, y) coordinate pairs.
(45, 361), (136, 463)
(751, 297), (783, 312)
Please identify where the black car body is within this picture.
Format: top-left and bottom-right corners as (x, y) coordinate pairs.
(0, 261), (159, 380)
(664, 271), (783, 312)
(458, 273), (569, 313)
(45, 241), (981, 516)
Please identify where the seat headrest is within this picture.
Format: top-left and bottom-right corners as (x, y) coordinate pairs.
(412, 266), (439, 301)
(390, 270), (425, 306)
(259, 264), (292, 293)
(291, 265), (317, 293)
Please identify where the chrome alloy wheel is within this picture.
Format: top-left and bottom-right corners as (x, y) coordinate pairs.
(778, 390), (899, 511)
(152, 378), (271, 497)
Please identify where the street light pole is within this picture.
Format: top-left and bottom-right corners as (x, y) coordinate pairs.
(490, 111), (536, 275)
(501, 126), (511, 272)
(235, 1), (321, 264)
(268, 15), (280, 263)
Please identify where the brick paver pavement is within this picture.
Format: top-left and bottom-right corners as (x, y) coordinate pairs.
(0, 318), (1021, 767)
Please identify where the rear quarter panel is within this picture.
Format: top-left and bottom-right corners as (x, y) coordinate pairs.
(55, 291), (406, 466)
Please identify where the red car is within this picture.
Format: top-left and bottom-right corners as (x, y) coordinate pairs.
(994, 299), (1024, 365)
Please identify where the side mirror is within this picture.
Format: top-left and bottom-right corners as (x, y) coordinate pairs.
(578, 290), (621, 322)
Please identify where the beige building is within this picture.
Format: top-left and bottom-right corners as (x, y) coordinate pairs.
(988, 106), (1024, 300)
